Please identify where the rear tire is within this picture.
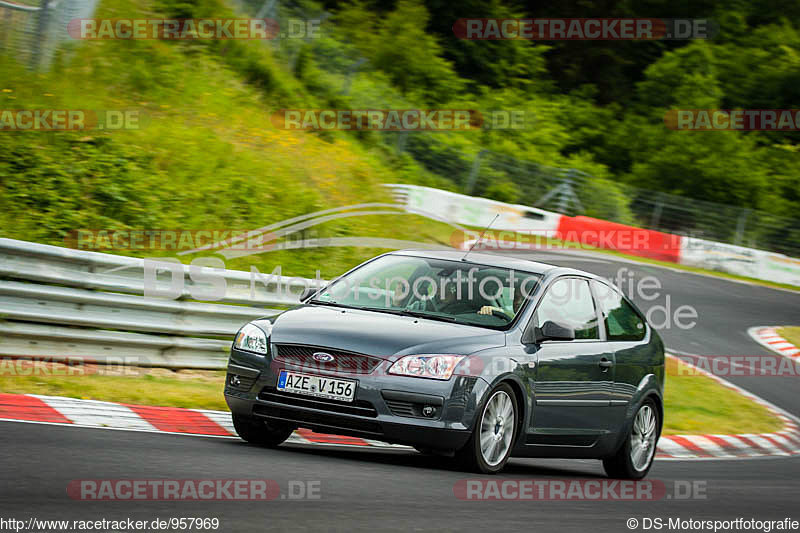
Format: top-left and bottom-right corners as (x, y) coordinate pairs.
(455, 383), (518, 474)
(232, 414), (293, 447)
(603, 398), (659, 479)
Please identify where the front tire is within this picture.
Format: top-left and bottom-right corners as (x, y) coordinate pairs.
(456, 383), (518, 474)
(603, 398), (659, 479)
(232, 414), (293, 447)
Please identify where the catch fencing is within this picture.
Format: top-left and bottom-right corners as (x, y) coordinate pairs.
(0, 0), (97, 69)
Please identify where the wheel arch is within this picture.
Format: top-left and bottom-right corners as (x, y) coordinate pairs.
(643, 391), (664, 438)
(608, 374), (663, 456)
(499, 375), (528, 436)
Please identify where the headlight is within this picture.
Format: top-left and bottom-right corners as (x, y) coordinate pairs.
(388, 355), (465, 380)
(233, 323), (269, 355)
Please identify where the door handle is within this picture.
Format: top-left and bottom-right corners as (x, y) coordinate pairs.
(599, 358), (613, 371)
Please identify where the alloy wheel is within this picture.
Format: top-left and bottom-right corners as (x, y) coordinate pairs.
(630, 404), (657, 471)
(479, 390), (515, 467)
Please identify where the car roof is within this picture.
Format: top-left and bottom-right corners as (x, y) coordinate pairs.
(388, 248), (583, 277)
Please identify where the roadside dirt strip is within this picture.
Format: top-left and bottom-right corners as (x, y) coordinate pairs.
(1, 353), (798, 460)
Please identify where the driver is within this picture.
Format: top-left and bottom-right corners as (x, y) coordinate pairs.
(435, 280), (459, 310)
(477, 285), (530, 317)
(434, 278), (475, 314)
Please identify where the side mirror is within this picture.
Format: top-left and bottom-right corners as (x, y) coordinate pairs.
(299, 287), (318, 302)
(539, 320), (575, 342)
(525, 320), (575, 344)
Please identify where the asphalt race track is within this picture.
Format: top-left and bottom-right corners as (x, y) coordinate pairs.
(3, 422), (800, 532)
(2, 250), (799, 532)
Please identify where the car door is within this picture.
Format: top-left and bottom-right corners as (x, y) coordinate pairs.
(591, 280), (650, 434)
(525, 277), (615, 443)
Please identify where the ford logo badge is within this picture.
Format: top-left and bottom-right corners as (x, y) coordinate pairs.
(312, 352), (335, 363)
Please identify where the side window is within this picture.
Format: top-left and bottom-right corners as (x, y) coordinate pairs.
(592, 281), (646, 341)
(535, 278), (599, 340)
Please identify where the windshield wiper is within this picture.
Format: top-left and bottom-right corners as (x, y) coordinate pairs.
(359, 307), (459, 322)
(349, 305), (458, 322)
(308, 300), (458, 323)
(308, 301), (411, 317)
(355, 306), (458, 323)
(398, 309), (457, 322)
(307, 299), (362, 310)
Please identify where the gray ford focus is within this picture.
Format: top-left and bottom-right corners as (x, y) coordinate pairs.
(225, 250), (664, 477)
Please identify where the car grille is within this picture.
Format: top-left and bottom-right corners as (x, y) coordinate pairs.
(273, 344), (383, 374)
(252, 404), (383, 436)
(258, 387), (378, 418)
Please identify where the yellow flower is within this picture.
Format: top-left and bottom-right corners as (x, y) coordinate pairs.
(43, 93), (54, 96)
(1, 89), (12, 93)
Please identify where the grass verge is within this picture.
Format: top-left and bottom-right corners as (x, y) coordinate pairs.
(0, 363), (228, 411)
(663, 357), (782, 435)
(0, 357), (785, 436)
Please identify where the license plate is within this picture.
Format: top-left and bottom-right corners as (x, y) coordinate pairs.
(277, 370), (356, 402)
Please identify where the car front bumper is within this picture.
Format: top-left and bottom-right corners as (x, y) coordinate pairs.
(224, 347), (489, 451)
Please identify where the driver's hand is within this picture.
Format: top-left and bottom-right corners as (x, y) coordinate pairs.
(478, 305), (498, 315)
(391, 284), (406, 306)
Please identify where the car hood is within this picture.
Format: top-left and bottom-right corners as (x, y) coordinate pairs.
(257, 305), (506, 360)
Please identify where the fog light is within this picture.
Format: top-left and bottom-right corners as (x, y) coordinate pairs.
(229, 375), (241, 387)
(422, 405), (435, 417)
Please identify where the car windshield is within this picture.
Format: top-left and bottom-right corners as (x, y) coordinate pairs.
(311, 254), (542, 329)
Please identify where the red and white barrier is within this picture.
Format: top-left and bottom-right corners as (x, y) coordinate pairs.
(555, 215), (682, 263)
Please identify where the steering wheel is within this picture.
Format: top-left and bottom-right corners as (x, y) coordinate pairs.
(489, 308), (513, 322)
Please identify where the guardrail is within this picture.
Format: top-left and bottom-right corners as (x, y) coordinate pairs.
(0, 238), (322, 369)
(0, 0), (42, 12)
